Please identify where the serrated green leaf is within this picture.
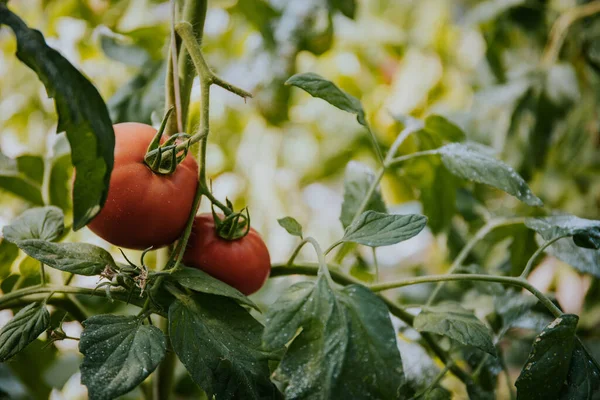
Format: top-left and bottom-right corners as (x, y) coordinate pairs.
(263, 277), (406, 399)
(80, 315), (166, 400)
(414, 302), (495, 355)
(16, 240), (115, 276)
(424, 115), (466, 142)
(339, 161), (387, 228)
(545, 238), (600, 277)
(167, 266), (259, 311)
(286, 72), (368, 127)
(559, 343), (600, 399)
(2, 206), (64, 243)
(516, 314), (579, 400)
(0, 239), (18, 280)
(438, 143), (542, 206)
(169, 294), (280, 400)
(277, 217), (303, 238)
(526, 215), (600, 250)
(341, 211), (427, 247)
(0, 5), (114, 230)
(0, 302), (50, 362)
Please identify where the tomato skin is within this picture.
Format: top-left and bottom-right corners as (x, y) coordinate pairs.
(183, 214), (271, 295)
(87, 122), (198, 250)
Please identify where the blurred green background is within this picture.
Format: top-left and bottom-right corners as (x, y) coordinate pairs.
(1, 0), (599, 398)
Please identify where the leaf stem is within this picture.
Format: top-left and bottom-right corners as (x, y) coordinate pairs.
(519, 235), (566, 279)
(40, 262), (46, 286)
(386, 149), (440, 168)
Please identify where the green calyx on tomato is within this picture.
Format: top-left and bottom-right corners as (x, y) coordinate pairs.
(211, 206), (251, 241)
(143, 107), (192, 175)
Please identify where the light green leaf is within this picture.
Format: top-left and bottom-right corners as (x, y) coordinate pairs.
(277, 217), (303, 238)
(80, 315), (166, 400)
(49, 154), (72, 211)
(414, 302), (495, 355)
(424, 115), (466, 142)
(526, 215), (600, 250)
(286, 72), (368, 127)
(545, 63), (580, 108)
(263, 278), (406, 399)
(339, 161), (387, 228)
(2, 206), (64, 243)
(0, 5), (115, 230)
(0, 239), (18, 280)
(169, 294), (279, 399)
(516, 314), (578, 400)
(545, 238), (600, 277)
(341, 211), (427, 247)
(0, 302), (50, 362)
(16, 240), (115, 276)
(18, 256), (39, 278)
(438, 143), (543, 206)
(167, 266), (259, 311)
(0, 152), (44, 205)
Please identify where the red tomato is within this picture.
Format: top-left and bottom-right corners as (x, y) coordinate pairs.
(87, 122), (198, 250)
(183, 213), (271, 295)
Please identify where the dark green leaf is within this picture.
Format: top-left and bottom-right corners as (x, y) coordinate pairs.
(339, 161), (387, 228)
(286, 72), (368, 127)
(16, 240), (115, 275)
(277, 217), (303, 238)
(0, 239), (18, 280)
(526, 215), (600, 250)
(0, 302), (50, 362)
(421, 166), (457, 234)
(169, 294), (279, 399)
(167, 266), (259, 311)
(516, 314), (578, 400)
(263, 276), (406, 399)
(80, 315), (166, 400)
(5, 339), (57, 399)
(2, 206), (64, 243)
(0, 152), (44, 205)
(49, 154), (72, 211)
(438, 143), (542, 206)
(341, 211), (427, 247)
(15, 155), (44, 185)
(559, 343), (600, 399)
(232, 0), (279, 46)
(546, 238), (600, 277)
(424, 115), (466, 142)
(100, 33), (151, 68)
(414, 302), (495, 355)
(329, 0), (356, 19)
(0, 5), (115, 230)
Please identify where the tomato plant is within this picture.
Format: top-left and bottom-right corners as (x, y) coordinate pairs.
(1, 1), (600, 400)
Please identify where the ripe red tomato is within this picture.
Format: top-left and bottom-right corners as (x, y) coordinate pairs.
(87, 122), (198, 250)
(183, 213), (271, 295)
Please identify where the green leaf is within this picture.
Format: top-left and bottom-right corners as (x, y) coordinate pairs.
(49, 154), (72, 211)
(414, 302), (496, 355)
(263, 278), (406, 399)
(341, 211), (427, 247)
(286, 72), (368, 127)
(0, 239), (18, 280)
(424, 115), (466, 142)
(329, 0), (356, 19)
(169, 294), (280, 399)
(438, 143), (543, 206)
(80, 315), (166, 400)
(232, 0), (279, 46)
(0, 302), (50, 362)
(2, 206), (64, 243)
(100, 33), (151, 68)
(494, 291), (537, 335)
(526, 215), (600, 250)
(0, 5), (115, 230)
(16, 240), (115, 276)
(18, 256), (39, 278)
(15, 155), (44, 185)
(339, 161), (387, 228)
(277, 217), (303, 238)
(516, 314), (579, 400)
(559, 343), (600, 399)
(421, 166), (457, 234)
(167, 266), (259, 311)
(0, 152), (44, 205)
(545, 63), (580, 108)
(5, 339), (57, 399)
(546, 238), (600, 277)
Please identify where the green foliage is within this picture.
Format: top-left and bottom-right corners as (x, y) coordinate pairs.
(339, 161), (387, 228)
(277, 216), (303, 238)
(341, 211), (427, 247)
(2, 206), (64, 242)
(0, 152), (44, 205)
(0, 302), (50, 362)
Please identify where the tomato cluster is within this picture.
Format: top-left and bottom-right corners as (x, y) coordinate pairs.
(87, 123), (270, 295)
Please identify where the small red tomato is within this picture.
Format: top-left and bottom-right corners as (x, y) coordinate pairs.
(183, 213), (271, 295)
(87, 123), (198, 250)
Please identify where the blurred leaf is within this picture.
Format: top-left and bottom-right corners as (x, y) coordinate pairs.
(169, 293), (280, 399)
(424, 115), (466, 143)
(0, 152), (44, 205)
(15, 155), (44, 185)
(329, 0), (356, 19)
(0, 302), (50, 362)
(340, 161), (387, 228)
(494, 291), (537, 336)
(463, 0), (526, 25)
(341, 211), (427, 247)
(509, 226), (537, 276)
(526, 215), (600, 250)
(286, 72), (368, 127)
(2, 206), (64, 243)
(0, 240), (18, 280)
(438, 143), (543, 206)
(424, 387), (452, 400)
(100, 33), (151, 68)
(516, 314), (578, 400)
(0, 5), (115, 230)
(545, 64), (580, 108)
(16, 241), (115, 276)
(6, 339), (57, 399)
(232, 0), (279, 46)
(263, 277), (407, 399)
(43, 352), (81, 390)
(421, 166), (457, 234)
(414, 302), (496, 355)
(18, 256), (39, 278)
(545, 238), (600, 278)
(277, 216), (303, 238)
(80, 315), (166, 400)
(559, 343), (600, 399)
(167, 266), (259, 311)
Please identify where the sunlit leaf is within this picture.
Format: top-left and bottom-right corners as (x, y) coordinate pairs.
(277, 216), (303, 239)
(340, 161), (387, 228)
(341, 211), (427, 247)
(2, 206), (64, 243)
(526, 215), (600, 249)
